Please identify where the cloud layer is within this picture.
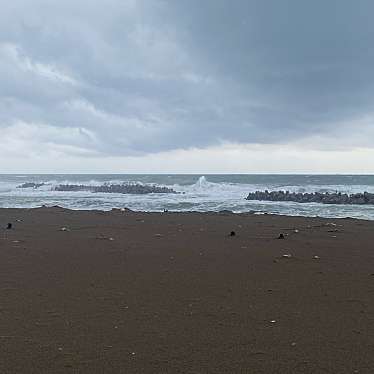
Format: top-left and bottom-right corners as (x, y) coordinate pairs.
(1, 0), (374, 168)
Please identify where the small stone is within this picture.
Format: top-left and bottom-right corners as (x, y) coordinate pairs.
(294, 229), (299, 233)
(313, 255), (320, 259)
(278, 233), (285, 239)
(230, 231), (236, 236)
(291, 342), (297, 347)
(6, 223), (12, 230)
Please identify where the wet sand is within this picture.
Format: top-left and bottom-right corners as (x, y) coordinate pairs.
(1, 207), (374, 373)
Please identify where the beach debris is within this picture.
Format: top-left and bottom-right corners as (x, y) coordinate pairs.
(325, 222), (337, 227)
(60, 227), (69, 232)
(313, 255), (320, 260)
(6, 223), (12, 230)
(12, 240), (20, 244)
(131, 352), (136, 356)
(96, 235), (114, 240)
(270, 320), (277, 324)
(278, 233), (285, 239)
(291, 342), (297, 347)
(155, 233), (163, 237)
(16, 219), (22, 222)
(163, 209), (168, 213)
(230, 231), (236, 236)
(294, 229), (299, 233)
(282, 254), (292, 259)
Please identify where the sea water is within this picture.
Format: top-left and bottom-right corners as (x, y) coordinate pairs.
(1, 174), (374, 220)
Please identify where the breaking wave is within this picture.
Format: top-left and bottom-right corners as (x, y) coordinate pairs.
(1, 174), (374, 220)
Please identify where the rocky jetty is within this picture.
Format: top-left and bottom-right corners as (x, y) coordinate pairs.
(246, 190), (374, 205)
(54, 183), (177, 194)
(17, 182), (45, 189)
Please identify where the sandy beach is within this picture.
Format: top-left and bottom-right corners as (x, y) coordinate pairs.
(1, 207), (374, 373)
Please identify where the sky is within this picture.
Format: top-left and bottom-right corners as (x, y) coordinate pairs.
(1, 0), (374, 173)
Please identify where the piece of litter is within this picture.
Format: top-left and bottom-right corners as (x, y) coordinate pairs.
(230, 231), (236, 236)
(294, 229), (299, 233)
(60, 227), (69, 232)
(291, 342), (297, 347)
(131, 352), (136, 356)
(270, 320), (277, 323)
(12, 240), (20, 243)
(278, 233), (285, 239)
(282, 254), (292, 258)
(155, 234), (163, 237)
(58, 347), (63, 351)
(313, 255), (320, 259)
(109, 237), (114, 241)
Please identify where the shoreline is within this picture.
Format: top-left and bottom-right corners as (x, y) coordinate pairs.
(1, 205), (372, 222)
(1, 207), (374, 373)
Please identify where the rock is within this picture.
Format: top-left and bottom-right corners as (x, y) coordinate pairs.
(17, 182), (45, 189)
(54, 183), (177, 194)
(278, 233), (285, 239)
(246, 190), (374, 205)
(230, 231), (236, 236)
(6, 223), (12, 230)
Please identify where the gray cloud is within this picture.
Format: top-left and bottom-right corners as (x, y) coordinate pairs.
(1, 0), (374, 158)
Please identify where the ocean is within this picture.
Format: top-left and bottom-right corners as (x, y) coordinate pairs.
(1, 174), (374, 220)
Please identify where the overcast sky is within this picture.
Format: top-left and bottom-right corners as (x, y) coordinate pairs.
(1, 0), (374, 173)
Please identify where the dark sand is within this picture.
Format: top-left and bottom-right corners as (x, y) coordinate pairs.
(1, 207), (374, 373)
